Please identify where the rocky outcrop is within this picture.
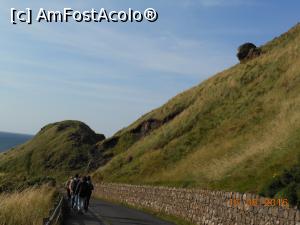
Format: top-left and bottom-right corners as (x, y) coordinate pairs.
(68, 132), (105, 146)
(131, 119), (162, 136)
(130, 110), (183, 137)
(88, 137), (120, 171)
(237, 43), (261, 62)
(97, 137), (119, 151)
(92, 110), (184, 171)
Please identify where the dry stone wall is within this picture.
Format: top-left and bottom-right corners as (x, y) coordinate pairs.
(94, 183), (300, 225)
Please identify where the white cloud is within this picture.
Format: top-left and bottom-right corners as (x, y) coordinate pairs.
(6, 22), (232, 77)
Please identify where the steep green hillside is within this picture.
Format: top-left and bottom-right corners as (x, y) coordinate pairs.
(0, 120), (105, 190)
(94, 23), (300, 194)
(1, 24), (299, 198)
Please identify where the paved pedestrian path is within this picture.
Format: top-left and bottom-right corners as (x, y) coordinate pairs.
(65, 199), (175, 225)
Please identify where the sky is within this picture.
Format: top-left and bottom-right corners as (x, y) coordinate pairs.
(0, 1), (299, 136)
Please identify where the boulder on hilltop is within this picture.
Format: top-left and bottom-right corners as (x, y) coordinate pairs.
(237, 42), (261, 62)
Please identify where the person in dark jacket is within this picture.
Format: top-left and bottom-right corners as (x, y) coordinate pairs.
(75, 176), (89, 213)
(85, 176), (94, 211)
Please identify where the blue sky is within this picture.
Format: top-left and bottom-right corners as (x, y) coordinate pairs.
(0, 1), (299, 136)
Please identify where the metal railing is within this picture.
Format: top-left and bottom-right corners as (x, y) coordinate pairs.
(43, 196), (64, 225)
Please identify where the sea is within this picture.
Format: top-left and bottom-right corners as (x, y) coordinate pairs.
(0, 132), (33, 153)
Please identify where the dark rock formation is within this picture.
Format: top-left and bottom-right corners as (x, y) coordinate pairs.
(92, 110), (184, 171)
(131, 119), (162, 136)
(237, 43), (261, 62)
(96, 136), (119, 152)
(131, 110), (183, 137)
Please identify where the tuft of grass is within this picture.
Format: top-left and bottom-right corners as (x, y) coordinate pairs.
(0, 185), (56, 225)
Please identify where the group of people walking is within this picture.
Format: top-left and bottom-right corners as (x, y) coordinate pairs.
(66, 174), (94, 213)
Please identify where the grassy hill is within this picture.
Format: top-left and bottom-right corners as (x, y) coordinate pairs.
(93, 23), (300, 195)
(0, 120), (105, 190)
(1, 24), (299, 201)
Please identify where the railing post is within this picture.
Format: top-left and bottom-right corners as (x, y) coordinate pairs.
(43, 217), (49, 225)
(43, 195), (64, 225)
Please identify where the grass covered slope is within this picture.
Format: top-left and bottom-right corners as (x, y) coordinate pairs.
(0, 186), (56, 225)
(0, 120), (105, 190)
(94, 23), (300, 193)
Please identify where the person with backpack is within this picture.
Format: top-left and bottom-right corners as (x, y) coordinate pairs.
(65, 177), (72, 200)
(75, 176), (89, 213)
(85, 176), (94, 211)
(69, 174), (80, 209)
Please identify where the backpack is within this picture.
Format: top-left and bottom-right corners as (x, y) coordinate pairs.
(71, 178), (79, 193)
(79, 181), (89, 197)
(87, 182), (94, 194)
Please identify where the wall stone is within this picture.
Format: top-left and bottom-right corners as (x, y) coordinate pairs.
(94, 183), (300, 225)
